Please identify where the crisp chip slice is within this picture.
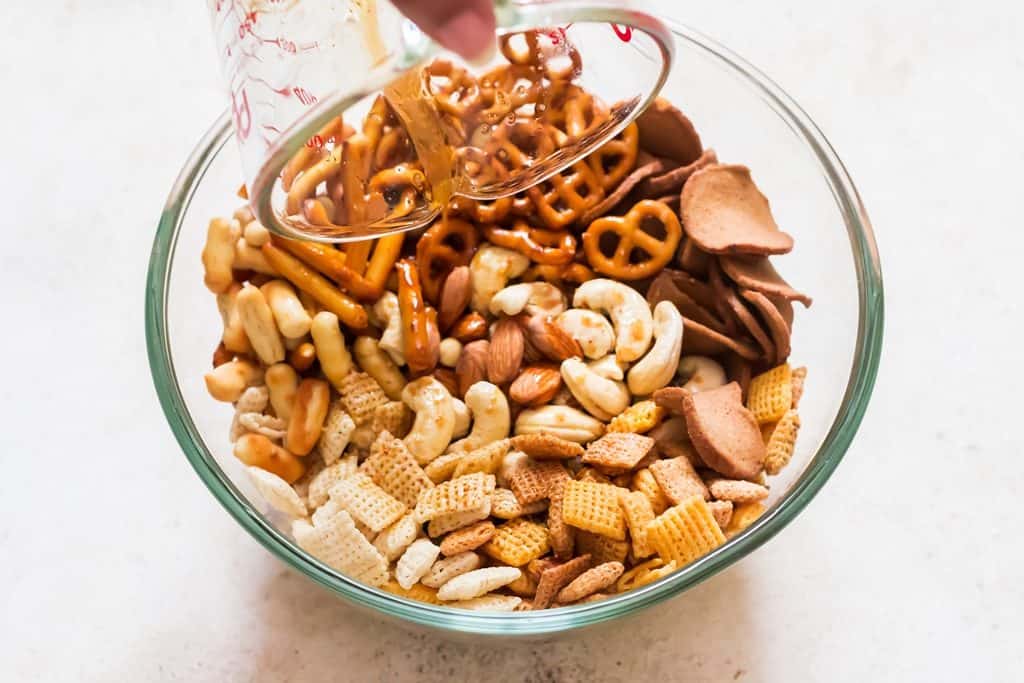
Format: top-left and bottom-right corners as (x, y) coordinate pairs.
(533, 554), (592, 609)
(791, 367), (807, 408)
(436, 566), (522, 601)
(329, 471), (407, 532)
(427, 499), (492, 537)
(338, 371), (389, 425)
(424, 450), (467, 484)
(707, 478), (770, 503)
(395, 537), (441, 589)
(453, 439), (510, 479)
(706, 500), (734, 530)
(371, 400), (413, 439)
(420, 551), (483, 588)
(726, 501), (766, 537)
(439, 520), (495, 556)
(617, 558), (677, 592)
(449, 595), (523, 611)
(746, 363), (793, 424)
(546, 486), (575, 559)
(576, 531), (629, 565)
(307, 455), (359, 509)
(509, 433), (585, 460)
(650, 456), (709, 504)
(317, 401), (356, 465)
(556, 562), (624, 603)
(631, 468), (670, 515)
(509, 460), (571, 505)
(361, 431), (434, 508)
(491, 488), (547, 520)
(382, 579), (443, 605)
(618, 490), (656, 559)
(247, 466), (308, 518)
(561, 480), (628, 540)
(414, 472), (496, 522)
(764, 409), (801, 475)
(581, 433), (656, 473)
(372, 513), (420, 562)
(646, 497), (726, 566)
(607, 401), (666, 434)
(292, 510), (388, 587)
(482, 518), (551, 566)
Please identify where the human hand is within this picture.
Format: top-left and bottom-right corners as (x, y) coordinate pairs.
(391, 0), (496, 61)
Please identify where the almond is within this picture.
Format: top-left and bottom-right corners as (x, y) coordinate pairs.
(432, 368), (460, 397)
(449, 311), (489, 344)
(438, 266), (471, 332)
(522, 314), (583, 362)
(487, 318), (525, 384)
(509, 365), (562, 407)
(455, 340), (489, 397)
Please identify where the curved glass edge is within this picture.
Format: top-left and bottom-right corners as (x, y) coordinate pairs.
(146, 20), (883, 636)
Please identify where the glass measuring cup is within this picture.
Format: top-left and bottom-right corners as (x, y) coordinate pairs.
(207, 0), (674, 241)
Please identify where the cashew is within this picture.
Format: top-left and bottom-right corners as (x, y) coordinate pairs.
(439, 338), (463, 368)
(449, 381), (511, 453)
(260, 280), (312, 339)
(204, 358), (263, 403)
(587, 355), (627, 381)
(573, 279), (654, 362)
(353, 336), (406, 400)
(678, 356), (728, 393)
(202, 217), (240, 293)
(216, 283), (252, 354)
(236, 283), (285, 365)
(560, 358), (631, 421)
(515, 405), (605, 443)
(402, 377), (456, 464)
(243, 220), (270, 247)
(265, 363), (298, 422)
(451, 398), (471, 438)
(371, 291), (405, 366)
(555, 308), (615, 359)
(469, 245), (530, 313)
(627, 301), (684, 396)
(489, 282), (566, 318)
(234, 238), (279, 275)
(310, 311), (353, 390)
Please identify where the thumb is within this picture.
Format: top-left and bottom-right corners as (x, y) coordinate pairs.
(391, 0), (496, 61)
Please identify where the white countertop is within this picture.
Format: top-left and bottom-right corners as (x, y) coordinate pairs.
(2, 1), (1021, 680)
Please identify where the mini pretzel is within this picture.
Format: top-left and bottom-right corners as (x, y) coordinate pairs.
(395, 259), (440, 374)
(523, 262), (596, 285)
(373, 127), (413, 170)
(477, 64), (543, 125)
(415, 217), (479, 303)
(527, 160), (605, 230)
(582, 199), (682, 280)
(498, 30), (582, 82)
(482, 222), (576, 266)
(427, 60), (482, 119)
(586, 122), (639, 191)
(367, 165), (425, 219)
(543, 86), (609, 139)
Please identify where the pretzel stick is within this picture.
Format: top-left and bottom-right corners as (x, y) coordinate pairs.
(261, 243), (368, 329)
(396, 258), (439, 374)
(271, 236), (384, 302)
(364, 234), (404, 291)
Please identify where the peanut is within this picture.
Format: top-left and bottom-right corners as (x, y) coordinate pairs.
(265, 363), (299, 422)
(260, 279), (312, 339)
(310, 311), (353, 390)
(236, 284), (286, 365)
(202, 217), (240, 293)
(204, 358), (263, 402)
(286, 378), (331, 456)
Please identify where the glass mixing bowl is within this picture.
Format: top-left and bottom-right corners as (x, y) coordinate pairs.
(146, 20), (883, 636)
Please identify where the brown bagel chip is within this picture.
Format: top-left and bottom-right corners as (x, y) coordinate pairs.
(636, 98), (703, 165)
(681, 165), (795, 255)
(647, 270), (727, 333)
(740, 289), (792, 365)
(709, 261), (775, 361)
(677, 237), (711, 278)
(681, 317), (761, 361)
(579, 158), (666, 225)
(636, 148), (719, 198)
(723, 353), (754, 401)
(679, 382), (765, 480)
(718, 255), (812, 307)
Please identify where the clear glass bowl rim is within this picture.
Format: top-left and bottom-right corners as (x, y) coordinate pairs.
(145, 19), (884, 636)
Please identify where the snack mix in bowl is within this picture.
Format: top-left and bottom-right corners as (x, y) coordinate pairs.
(200, 33), (810, 612)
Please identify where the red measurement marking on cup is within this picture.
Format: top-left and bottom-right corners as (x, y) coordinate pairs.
(305, 135), (325, 149)
(275, 37), (297, 54)
(238, 11), (258, 39)
(231, 88), (252, 140)
(293, 86), (318, 106)
(610, 24), (633, 42)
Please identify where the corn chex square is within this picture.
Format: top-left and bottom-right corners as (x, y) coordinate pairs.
(561, 480), (627, 540)
(581, 433), (655, 473)
(764, 409), (801, 475)
(618, 490), (656, 559)
(414, 472), (496, 523)
(424, 450), (466, 484)
(607, 401), (665, 434)
(508, 460), (571, 505)
(307, 455), (359, 509)
(371, 400), (413, 439)
(316, 401), (356, 465)
(646, 497), (726, 566)
(746, 363), (793, 424)
(361, 431), (434, 508)
(491, 488), (546, 520)
(649, 456), (709, 504)
(482, 518), (550, 566)
(329, 471), (407, 532)
(338, 371), (389, 425)
(427, 498), (493, 537)
(382, 579), (443, 605)
(509, 434), (584, 460)
(291, 510), (388, 587)
(533, 554), (592, 610)
(631, 468), (670, 515)
(453, 439), (510, 479)
(575, 530), (629, 565)
(546, 486), (575, 559)
(439, 520), (495, 556)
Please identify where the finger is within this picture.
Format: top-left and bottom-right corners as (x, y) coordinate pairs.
(391, 0), (496, 61)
